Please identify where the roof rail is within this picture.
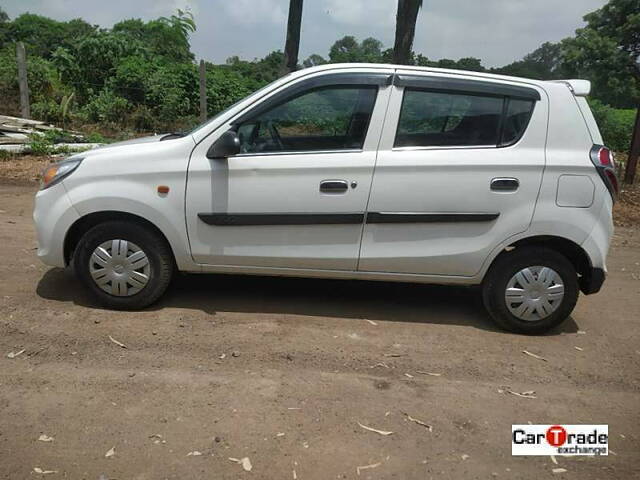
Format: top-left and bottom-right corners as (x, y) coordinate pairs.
(550, 79), (591, 96)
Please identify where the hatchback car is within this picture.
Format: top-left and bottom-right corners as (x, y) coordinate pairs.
(34, 63), (615, 333)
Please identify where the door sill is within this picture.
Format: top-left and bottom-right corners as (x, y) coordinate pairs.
(193, 263), (477, 286)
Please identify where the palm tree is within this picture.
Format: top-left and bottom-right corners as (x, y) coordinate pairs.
(282, 0), (304, 74)
(392, 0), (423, 65)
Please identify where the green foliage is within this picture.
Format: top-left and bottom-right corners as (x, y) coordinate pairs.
(145, 62), (198, 127)
(328, 36), (386, 63)
(27, 133), (54, 155)
(85, 131), (108, 143)
(27, 129), (69, 155)
(494, 42), (566, 79)
(589, 100), (637, 151)
(82, 88), (131, 123)
(0, 1), (637, 143)
(159, 9), (196, 37)
(205, 65), (254, 115)
(561, 0), (639, 108)
(113, 16), (194, 63)
(302, 54), (327, 68)
(6, 14), (96, 58)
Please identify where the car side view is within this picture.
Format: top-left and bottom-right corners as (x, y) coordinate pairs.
(33, 63), (616, 334)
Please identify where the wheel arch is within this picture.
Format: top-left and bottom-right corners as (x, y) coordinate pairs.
(64, 211), (176, 267)
(486, 235), (594, 293)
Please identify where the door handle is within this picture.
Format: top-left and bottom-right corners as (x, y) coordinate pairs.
(320, 179), (349, 194)
(491, 177), (519, 192)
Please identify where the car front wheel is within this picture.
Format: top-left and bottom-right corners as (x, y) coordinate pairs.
(73, 220), (174, 310)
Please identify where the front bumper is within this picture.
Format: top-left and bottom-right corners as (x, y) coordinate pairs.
(33, 182), (80, 268)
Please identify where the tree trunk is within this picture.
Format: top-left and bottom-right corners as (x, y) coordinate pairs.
(624, 106), (640, 184)
(393, 0), (422, 65)
(282, 0), (304, 75)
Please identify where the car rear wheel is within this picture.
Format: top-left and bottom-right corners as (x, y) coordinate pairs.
(73, 220), (174, 310)
(482, 247), (579, 334)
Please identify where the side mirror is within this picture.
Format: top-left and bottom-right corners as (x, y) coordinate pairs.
(207, 130), (241, 159)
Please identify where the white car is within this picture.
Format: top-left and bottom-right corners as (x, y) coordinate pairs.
(34, 63), (616, 334)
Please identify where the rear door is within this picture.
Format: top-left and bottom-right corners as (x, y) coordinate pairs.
(359, 72), (547, 276)
(186, 70), (393, 270)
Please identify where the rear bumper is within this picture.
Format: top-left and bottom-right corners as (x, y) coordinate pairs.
(580, 267), (605, 295)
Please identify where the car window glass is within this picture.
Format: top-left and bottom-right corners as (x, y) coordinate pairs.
(395, 89), (504, 147)
(237, 86), (377, 154)
(500, 99), (535, 146)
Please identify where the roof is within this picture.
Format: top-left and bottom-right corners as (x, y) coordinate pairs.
(297, 63), (589, 96)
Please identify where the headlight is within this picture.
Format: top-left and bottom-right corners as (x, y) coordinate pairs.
(40, 158), (83, 190)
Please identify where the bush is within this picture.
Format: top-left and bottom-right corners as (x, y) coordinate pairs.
(589, 99), (636, 152)
(84, 131), (107, 143)
(146, 62), (198, 127)
(205, 65), (255, 116)
(28, 132), (54, 155)
(82, 88), (131, 123)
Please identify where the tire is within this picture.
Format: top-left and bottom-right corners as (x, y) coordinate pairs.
(73, 220), (174, 310)
(482, 247), (579, 334)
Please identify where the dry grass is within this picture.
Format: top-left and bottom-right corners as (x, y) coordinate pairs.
(615, 181), (640, 227)
(0, 154), (55, 186)
(1, 153), (638, 226)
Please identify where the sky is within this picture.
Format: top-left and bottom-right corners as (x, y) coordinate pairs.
(3, 0), (608, 67)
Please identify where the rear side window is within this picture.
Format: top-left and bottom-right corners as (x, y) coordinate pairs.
(500, 99), (535, 146)
(395, 88), (535, 148)
(236, 86), (377, 154)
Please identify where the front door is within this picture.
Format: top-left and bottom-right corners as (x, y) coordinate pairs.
(186, 72), (392, 270)
(359, 72), (547, 276)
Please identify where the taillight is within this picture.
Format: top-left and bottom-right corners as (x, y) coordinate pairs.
(598, 147), (613, 167)
(590, 145), (618, 201)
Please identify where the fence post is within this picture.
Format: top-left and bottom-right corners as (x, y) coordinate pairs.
(624, 107), (640, 184)
(199, 60), (207, 124)
(16, 41), (31, 119)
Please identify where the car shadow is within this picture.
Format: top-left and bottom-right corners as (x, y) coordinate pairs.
(36, 268), (579, 335)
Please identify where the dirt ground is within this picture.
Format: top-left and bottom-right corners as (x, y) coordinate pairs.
(1, 180), (639, 479)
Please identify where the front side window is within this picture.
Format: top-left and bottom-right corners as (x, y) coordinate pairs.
(395, 89), (504, 148)
(236, 86), (377, 154)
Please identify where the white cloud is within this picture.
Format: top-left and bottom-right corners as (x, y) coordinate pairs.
(324, 0), (396, 27)
(149, 0), (200, 18)
(221, 0), (286, 26)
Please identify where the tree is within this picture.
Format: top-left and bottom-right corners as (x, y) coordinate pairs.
(7, 14), (67, 57)
(327, 36), (385, 63)
(159, 9), (196, 38)
(329, 36), (361, 63)
(113, 17), (194, 62)
(302, 54), (326, 68)
(562, 0), (639, 108)
(392, 0), (423, 64)
(559, 0), (640, 181)
(493, 42), (566, 79)
(360, 37), (384, 62)
(454, 57), (485, 72)
(282, 0), (303, 74)
(0, 7), (9, 47)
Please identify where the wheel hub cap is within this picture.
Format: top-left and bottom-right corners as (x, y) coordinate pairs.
(505, 266), (565, 321)
(89, 240), (151, 297)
